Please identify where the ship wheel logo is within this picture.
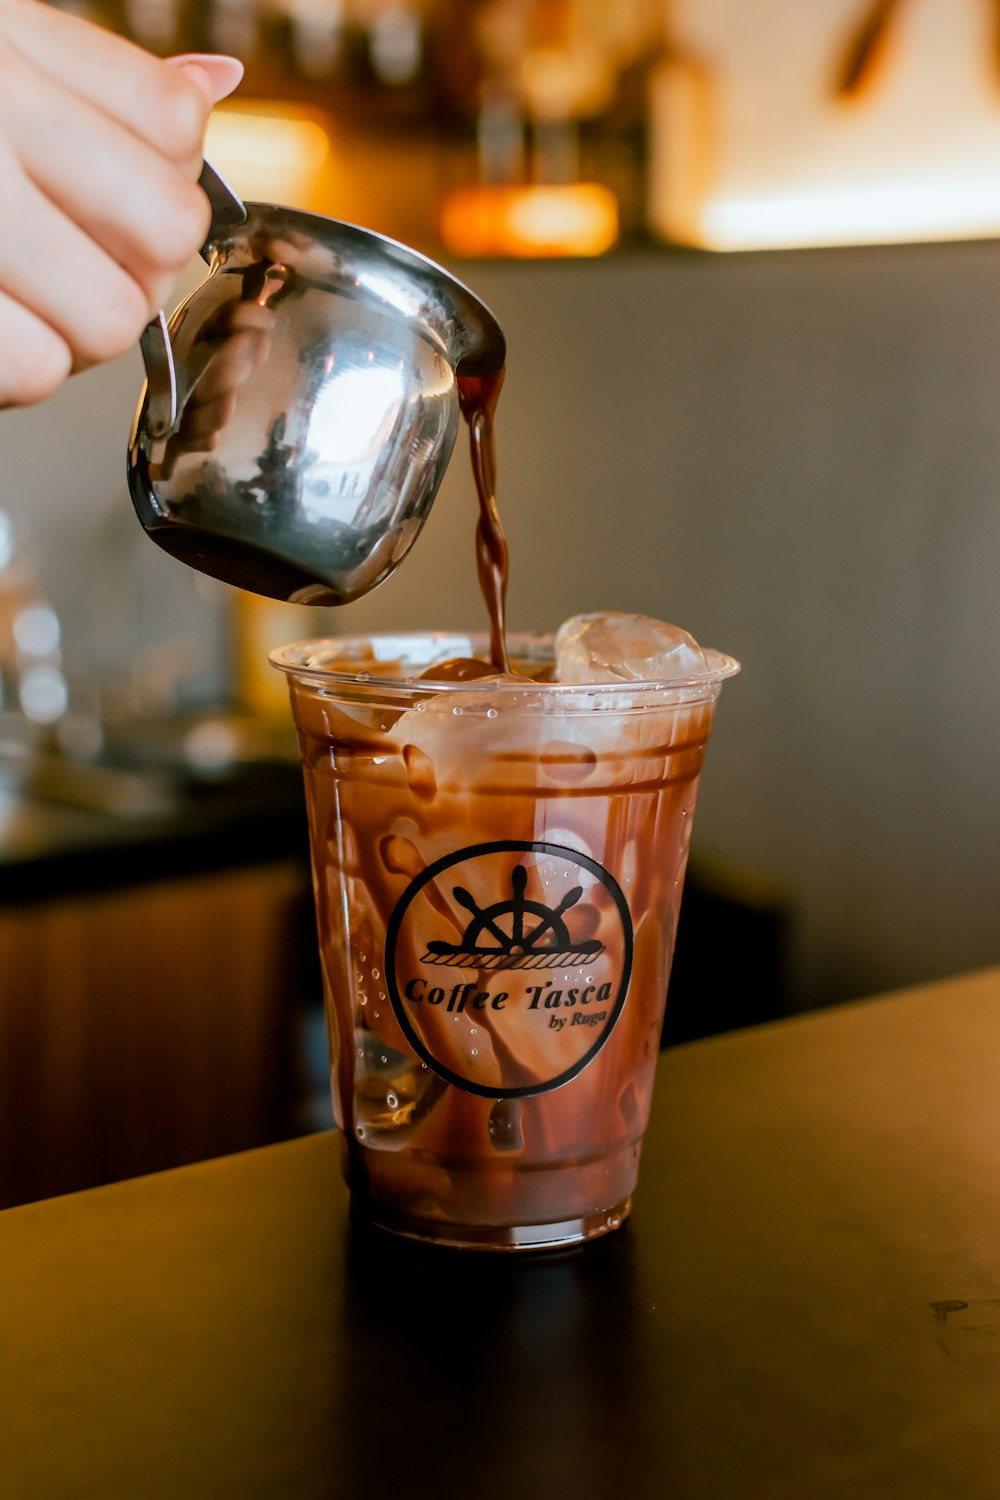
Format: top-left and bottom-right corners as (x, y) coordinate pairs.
(422, 865), (604, 970)
(384, 839), (634, 1100)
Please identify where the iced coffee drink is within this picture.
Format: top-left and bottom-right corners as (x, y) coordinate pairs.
(273, 612), (738, 1250)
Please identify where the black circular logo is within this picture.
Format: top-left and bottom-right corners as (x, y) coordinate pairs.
(384, 840), (633, 1099)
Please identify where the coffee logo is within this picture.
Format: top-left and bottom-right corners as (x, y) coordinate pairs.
(385, 840), (633, 1099)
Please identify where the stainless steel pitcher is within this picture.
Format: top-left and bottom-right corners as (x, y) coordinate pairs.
(127, 168), (506, 605)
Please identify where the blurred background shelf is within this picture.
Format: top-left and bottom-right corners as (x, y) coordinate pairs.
(44, 0), (1000, 256)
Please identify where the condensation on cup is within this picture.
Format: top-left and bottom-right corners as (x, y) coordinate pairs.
(272, 616), (739, 1251)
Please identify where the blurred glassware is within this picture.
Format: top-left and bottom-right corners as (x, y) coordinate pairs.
(284, 0), (345, 80)
(209, 0), (260, 58)
(88, 502), (233, 730)
(368, 0), (423, 86)
(124, 0), (179, 49)
(437, 0), (665, 255)
(0, 509), (71, 780)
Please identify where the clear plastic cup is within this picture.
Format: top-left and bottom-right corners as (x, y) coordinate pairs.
(272, 631), (739, 1251)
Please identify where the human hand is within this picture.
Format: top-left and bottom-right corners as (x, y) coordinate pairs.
(0, 0), (243, 408)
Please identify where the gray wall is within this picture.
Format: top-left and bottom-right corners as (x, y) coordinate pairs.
(0, 311), (231, 717)
(2, 241), (1000, 1010)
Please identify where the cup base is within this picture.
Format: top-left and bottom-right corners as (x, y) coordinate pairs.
(352, 1196), (632, 1252)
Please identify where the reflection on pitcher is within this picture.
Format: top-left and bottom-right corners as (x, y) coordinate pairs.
(151, 296), (277, 481)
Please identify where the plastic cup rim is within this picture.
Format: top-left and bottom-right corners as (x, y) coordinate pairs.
(269, 630), (741, 697)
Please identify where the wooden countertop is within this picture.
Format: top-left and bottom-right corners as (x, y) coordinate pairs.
(4, 966), (1000, 1498)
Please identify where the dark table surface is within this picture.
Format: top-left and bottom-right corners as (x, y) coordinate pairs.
(4, 965), (1000, 1499)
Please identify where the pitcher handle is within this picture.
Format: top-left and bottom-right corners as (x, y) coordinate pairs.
(196, 160), (248, 258)
(138, 162), (248, 438)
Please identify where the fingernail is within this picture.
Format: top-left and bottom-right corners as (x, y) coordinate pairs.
(165, 53), (245, 104)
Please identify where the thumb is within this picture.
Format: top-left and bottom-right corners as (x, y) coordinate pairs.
(165, 53), (245, 106)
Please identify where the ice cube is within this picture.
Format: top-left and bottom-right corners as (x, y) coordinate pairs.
(389, 618), (713, 791)
(555, 612), (708, 685)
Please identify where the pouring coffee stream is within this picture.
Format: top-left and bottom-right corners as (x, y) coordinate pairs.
(457, 366), (510, 674)
(129, 163), (508, 633)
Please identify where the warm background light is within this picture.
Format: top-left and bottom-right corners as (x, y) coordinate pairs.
(441, 183), (619, 259)
(205, 103), (331, 209)
(699, 180), (1000, 253)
